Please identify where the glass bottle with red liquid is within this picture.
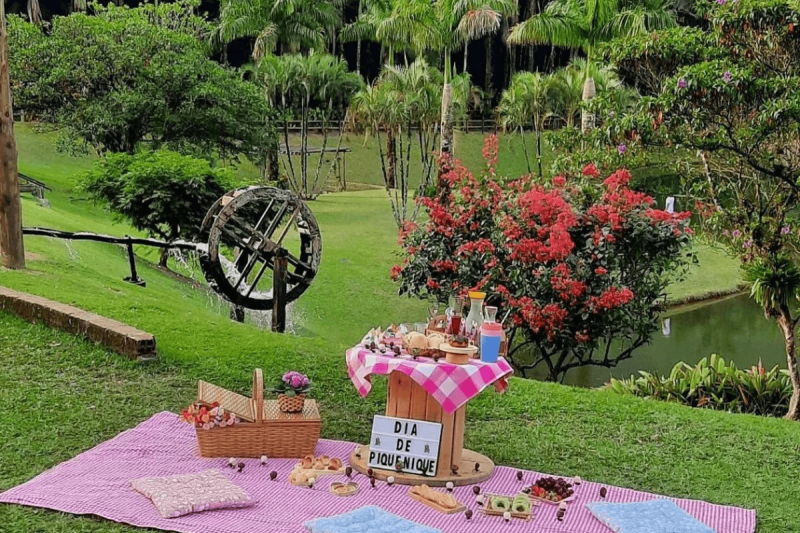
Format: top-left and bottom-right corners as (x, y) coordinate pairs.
(447, 295), (465, 335)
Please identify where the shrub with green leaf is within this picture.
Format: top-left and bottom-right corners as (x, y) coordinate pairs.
(607, 354), (793, 417)
(79, 150), (235, 266)
(8, 1), (275, 162)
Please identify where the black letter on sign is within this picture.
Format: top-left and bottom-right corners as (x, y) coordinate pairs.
(394, 422), (402, 433)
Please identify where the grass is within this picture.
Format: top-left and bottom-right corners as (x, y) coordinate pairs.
(666, 242), (744, 304)
(2, 313), (800, 532)
(0, 124), (775, 530)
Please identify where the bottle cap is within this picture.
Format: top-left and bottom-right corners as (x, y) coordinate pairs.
(468, 291), (486, 299)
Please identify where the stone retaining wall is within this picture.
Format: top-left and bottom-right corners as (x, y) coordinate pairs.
(0, 286), (156, 359)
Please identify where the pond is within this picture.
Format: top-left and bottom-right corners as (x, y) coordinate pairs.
(523, 293), (788, 388)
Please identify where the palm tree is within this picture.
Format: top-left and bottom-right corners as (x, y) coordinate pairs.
(253, 54), (361, 198)
(350, 59), (442, 225)
(429, 0), (517, 156)
(743, 257), (800, 420)
(507, 0), (675, 132)
(340, 0), (401, 71)
(550, 58), (621, 128)
(215, 0), (343, 60)
(497, 72), (554, 178)
(348, 0), (516, 156)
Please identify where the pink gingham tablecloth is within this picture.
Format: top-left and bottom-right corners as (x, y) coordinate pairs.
(346, 344), (513, 414)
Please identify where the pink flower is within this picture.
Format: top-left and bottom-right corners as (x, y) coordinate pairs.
(553, 175), (567, 187)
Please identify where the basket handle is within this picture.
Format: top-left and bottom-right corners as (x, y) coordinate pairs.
(252, 369), (264, 424)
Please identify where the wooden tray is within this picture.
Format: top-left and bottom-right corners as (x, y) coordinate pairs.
(289, 466), (346, 486)
(329, 481), (359, 497)
(408, 488), (466, 514)
(481, 493), (538, 521)
(292, 463), (346, 477)
(439, 343), (477, 355)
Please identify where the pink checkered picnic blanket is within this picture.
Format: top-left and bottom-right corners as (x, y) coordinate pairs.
(346, 342), (514, 414)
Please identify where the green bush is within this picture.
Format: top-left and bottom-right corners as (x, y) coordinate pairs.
(606, 354), (792, 417)
(80, 150), (234, 264)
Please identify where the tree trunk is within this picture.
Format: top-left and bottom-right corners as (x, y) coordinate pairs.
(484, 35), (493, 97)
(778, 306), (800, 420)
(0, 0), (25, 270)
(536, 128), (543, 179)
(356, 0), (363, 76)
(27, 0), (42, 25)
(267, 146), (279, 183)
(159, 248), (169, 268)
(581, 77), (596, 134)
(356, 39), (362, 76)
(386, 129), (396, 189)
(440, 83), (454, 155)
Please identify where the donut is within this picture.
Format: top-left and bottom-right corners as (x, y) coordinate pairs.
(301, 455), (314, 469)
(320, 455), (330, 466)
(328, 458), (343, 471)
(314, 458), (326, 470)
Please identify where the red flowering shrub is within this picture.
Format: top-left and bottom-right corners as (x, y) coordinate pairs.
(394, 136), (693, 381)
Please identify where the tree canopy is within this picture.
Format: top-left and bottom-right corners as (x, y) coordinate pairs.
(8, 0), (275, 162)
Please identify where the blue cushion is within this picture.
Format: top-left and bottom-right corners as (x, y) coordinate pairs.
(586, 499), (715, 533)
(304, 505), (442, 533)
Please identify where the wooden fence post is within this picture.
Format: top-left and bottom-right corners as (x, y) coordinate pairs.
(272, 248), (287, 333)
(0, 0), (25, 270)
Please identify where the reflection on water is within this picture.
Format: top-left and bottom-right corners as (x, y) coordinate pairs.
(521, 294), (786, 388)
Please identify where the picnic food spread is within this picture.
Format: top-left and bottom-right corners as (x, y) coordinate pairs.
(3, 313), (739, 533)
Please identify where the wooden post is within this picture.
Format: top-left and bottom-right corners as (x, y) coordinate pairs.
(0, 0), (25, 270)
(272, 248), (287, 333)
(122, 237), (146, 287)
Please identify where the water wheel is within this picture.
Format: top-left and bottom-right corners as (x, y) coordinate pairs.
(199, 187), (322, 311)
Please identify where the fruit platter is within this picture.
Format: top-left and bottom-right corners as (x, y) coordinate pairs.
(288, 455), (346, 486)
(481, 492), (538, 521)
(524, 476), (576, 505)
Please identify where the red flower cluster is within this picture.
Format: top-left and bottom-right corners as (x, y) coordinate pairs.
(512, 296), (569, 340)
(586, 287), (634, 313)
(550, 265), (587, 302)
(390, 264), (402, 280)
(432, 259), (458, 273)
(392, 149), (691, 359)
(482, 134), (499, 171)
(458, 238), (496, 256)
(397, 221), (419, 245)
(582, 163), (600, 177)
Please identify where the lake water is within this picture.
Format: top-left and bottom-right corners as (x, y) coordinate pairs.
(522, 293), (788, 387)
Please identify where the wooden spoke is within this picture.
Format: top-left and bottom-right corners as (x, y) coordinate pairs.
(200, 187), (322, 311)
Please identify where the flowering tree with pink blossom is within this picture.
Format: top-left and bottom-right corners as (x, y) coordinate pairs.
(393, 136), (693, 381)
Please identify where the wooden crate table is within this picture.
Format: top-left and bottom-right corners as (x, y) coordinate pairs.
(346, 340), (513, 487)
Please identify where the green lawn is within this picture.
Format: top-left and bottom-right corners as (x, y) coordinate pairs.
(2, 313), (799, 532)
(1, 124), (780, 531)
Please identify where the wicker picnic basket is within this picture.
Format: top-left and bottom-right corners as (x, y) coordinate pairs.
(194, 369), (321, 458)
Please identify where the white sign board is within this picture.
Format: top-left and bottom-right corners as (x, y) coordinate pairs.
(367, 415), (442, 477)
(665, 196), (675, 214)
